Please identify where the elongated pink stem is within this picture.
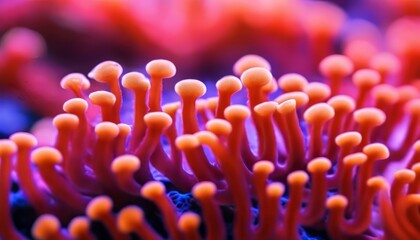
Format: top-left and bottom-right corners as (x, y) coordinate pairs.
(141, 182), (182, 240)
(31, 147), (90, 212)
(117, 206), (162, 240)
(146, 60), (176, 112)
(88, 61), (123, 123)
(283, 171), (308, 240)
(192, 182), (225, 240)
(195, 131), (253, 240)
(122, 72), (150, 151)
(86, 196), (130, 240)
(0, 140), (24, 240)
(300, 158), (331, 225)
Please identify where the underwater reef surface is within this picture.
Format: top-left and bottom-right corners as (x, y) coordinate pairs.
(0, 55), (419, 239)
(1, 0), (420, 239)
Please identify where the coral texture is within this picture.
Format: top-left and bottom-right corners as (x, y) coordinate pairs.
(1, 54), (419, 239)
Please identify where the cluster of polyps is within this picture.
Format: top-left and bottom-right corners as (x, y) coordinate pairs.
(0, 54), (419, 240)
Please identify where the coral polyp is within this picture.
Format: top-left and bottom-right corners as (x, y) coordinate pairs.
(1, 55), (420, 240)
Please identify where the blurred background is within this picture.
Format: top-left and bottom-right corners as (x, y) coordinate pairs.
(1, 0), (420, 138)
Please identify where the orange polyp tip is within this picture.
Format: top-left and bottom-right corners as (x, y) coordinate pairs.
(352, 69), (381, 89)
(206, 97), (218, 112)
(394, 169), (416, 183)
(192, 181), (217, 199)
(240, 67), (272, 89)
(122, 72), (150, 91)
(277, 99), (297, 114)
(275, 92), (309, 108)
(118, 123), (131, 135)
(327, 95), (355, 112)
(9, 132), (38, 148)
(194, 131), (218, 146)
(143, 112), (172, 129)
(371, 84), (399, 104)
(369, 53), (401, 74)
(174, 79), (207, 99)
(254, 101), (278, 117)
(31, 147), (62, 165)
(253, 160), (275, 175)
(216, 75), (243, 94)
(411, 162), (420, 172)
(366, 176), (388, 190)
(60, 73), (90, 91)
(343, 152), (367, 166)
(307, 157), (332, 173)
(63, 98), (88, 113)
(414, 140), (420, 152)
(162, 102), (181, 115)
(319, 54), (354, 78)
(0, 139), (17, 155)
(262, 78), (278, 94)
(52, 113), (79, 130)
(405, 99), (420, 116)
(396, 86), (419, 103)
(278, 73), (308, 92)
(60, 73), (90, 90)
(266, 182), (285, 198)
(335, 131), (362, 147)
(94, 122), (120, 139)
(326, 195), (348, 209)
(68, 216), (90, 238)
(233, 54), (271, 76)
(111, 155), (140, 174)
(32, 214), (61, 239)
(117, 206), (144, 233)
(363, 143), (390, 160)
(304, 82), (331, 102)
(145, 59), (176, 79)
(88, 61), (123, 83)
(178, 212), (201, 232)
(175, 134), (200, 150)
(140, 181), (166, 200)
(89, 91), (116, 106)
(287, 170), (309, 186)
(303, 103), (335, 124)
(224, 105), (251, 121)
(205, 119), (232, 135)
(86, 196), (113, 220)
(353, 108), (386, 127)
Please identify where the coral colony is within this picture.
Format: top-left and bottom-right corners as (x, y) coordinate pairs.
(2, 1), (420, 240)
(1, 54), (420, 240)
